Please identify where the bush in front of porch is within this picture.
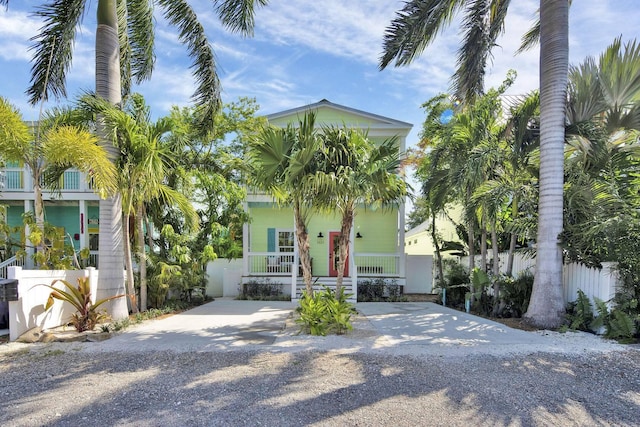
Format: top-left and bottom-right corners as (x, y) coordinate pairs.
(357, 278), (406, 302)
(237, 278), (290, 301)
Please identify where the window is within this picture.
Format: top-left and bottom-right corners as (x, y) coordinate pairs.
(277, 230), (294, 252)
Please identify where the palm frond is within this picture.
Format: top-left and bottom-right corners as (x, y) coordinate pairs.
(452, 0), (510, 102)
(157, 0), (220, 132)
(127, 0), (155, 84)
(214, 0), (268, 35)
(118, 0), (132, 97)
(0, 97), (33, 161)
(516, 18), (539, 54)
(380, 0), (467, 69)
(27, 0), (87, 104)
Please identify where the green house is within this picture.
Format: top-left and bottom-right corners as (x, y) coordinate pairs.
(242, 100), (412, 299)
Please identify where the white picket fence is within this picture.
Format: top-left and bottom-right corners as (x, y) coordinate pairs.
(460, 252), (619, 305)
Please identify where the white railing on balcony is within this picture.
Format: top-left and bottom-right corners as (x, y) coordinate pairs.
(1, 167), (90, 192)
(0, 256), (24, 279)
(354, 253), (400, 277)
(248, 252), (296, 275)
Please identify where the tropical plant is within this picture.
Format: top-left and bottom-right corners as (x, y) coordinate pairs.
(380, 0), (570, 328)
(41, 276), (126, 332)
(296, 286), (355, 336)
(77, 93), (199, 312)
(5, 0), (267, 320)
(313, 126), (407, 295)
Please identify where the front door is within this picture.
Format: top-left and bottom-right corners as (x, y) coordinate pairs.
(329, 232), (349, 277)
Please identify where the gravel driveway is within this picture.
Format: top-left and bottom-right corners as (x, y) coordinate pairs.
(1, 300), (638, 426)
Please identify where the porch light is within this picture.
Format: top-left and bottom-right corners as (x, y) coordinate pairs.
(356, 232), (363, 238)
(317, 232), (324, 238)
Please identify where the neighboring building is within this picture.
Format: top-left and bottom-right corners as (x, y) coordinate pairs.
(0, 161), (99, 270)
(242, 99), (412, 299)
(404, 205), (463, 256)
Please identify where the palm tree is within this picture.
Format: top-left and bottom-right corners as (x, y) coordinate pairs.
(4, 0), (266, 318)
(380, 0), (570, 328)
(78, 93), (199, 312)
(249, 112), (320, 296)
(313, 126), (407, 295)
(0, 97), (116, 264)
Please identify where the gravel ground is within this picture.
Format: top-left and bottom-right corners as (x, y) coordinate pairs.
(1, 329), (639, 426)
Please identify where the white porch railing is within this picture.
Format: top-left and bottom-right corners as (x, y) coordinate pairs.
(0, 256), (24, 279)
(0, 167), (92, 192)
(354, 253), (401, 277)
(247, 252), (296, 275)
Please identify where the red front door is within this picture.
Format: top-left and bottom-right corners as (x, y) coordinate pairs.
(329, 232), (349, 277)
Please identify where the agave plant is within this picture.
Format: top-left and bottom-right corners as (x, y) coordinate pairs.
(42, 277), (126, 332)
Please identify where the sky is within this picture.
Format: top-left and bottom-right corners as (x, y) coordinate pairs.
(2, 1), (640, 190)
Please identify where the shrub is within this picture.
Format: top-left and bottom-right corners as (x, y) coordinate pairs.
(357, 278), (405, 302)
(296, 286), (355, 336)
(499, 270), (534, 317)
(238, 279), (290, 301)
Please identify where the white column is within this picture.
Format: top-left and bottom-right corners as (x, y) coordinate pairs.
(292, 212), (298, 299)
(23, 200), (33, 268)
(78, 200), (87, 251)
(242, 201), (249, 276)
(398, 201), (406, 279)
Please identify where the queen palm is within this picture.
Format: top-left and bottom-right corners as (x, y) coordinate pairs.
(381, 0), (569, 328)
(2, 0), (266, 318)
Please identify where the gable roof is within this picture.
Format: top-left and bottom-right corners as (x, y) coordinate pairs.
(266, 99), (413, 137)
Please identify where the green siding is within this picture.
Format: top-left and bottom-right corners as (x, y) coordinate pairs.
(45, 205), (81, 250)
(269, 107), (380, 129)
(249, 203), (398, 276)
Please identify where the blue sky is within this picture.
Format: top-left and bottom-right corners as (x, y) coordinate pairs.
(2, 1), (640, 178)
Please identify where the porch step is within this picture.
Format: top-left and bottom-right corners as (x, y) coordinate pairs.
(294, 279), (356, 302)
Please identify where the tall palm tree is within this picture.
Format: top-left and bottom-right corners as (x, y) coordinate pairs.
(3, 0), (266, 318)
(249, 112), (320, 296)
(313, 126), (407, 295)
(78, 93), (199, 312)
(380, 0), (570, 328)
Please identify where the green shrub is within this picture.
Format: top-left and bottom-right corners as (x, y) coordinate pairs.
(357, 278), (404, 302)
(296, 286), (355, 336)
(564, 289), (595, 332)
(499, 271), (534, 317)
(237, 279), (290, 301)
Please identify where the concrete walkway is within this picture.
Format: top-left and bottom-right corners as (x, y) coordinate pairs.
(74, 298), (626, 357)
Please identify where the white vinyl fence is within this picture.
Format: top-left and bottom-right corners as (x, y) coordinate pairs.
(460, 253), (619, 306)
(7, 266), (99, 341)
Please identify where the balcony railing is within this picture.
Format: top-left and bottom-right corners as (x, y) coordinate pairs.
(0, 167), (91, 192)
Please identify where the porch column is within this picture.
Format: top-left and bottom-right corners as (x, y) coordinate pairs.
(350, 216), (357, 301)
(79, 200), (87, 252)
(398, 200), (406, 279)
(242, 201), (249, 276)
(23, 200), (33, 268)
(292, 213), (298, 298)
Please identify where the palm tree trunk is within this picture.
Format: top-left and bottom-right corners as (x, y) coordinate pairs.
(506, 196), (519, 276)
(123, 211), (138, 313)
(491, 222), (501, 316)
(480, 218), (487, 272)
(95, 0), (128, 320)
(293, 202), (313, 296)
(524, 0), (569, 328)
(431, 212), (444, 287)
(335, 207), (354, 296)
(138, 204), (148, 311)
